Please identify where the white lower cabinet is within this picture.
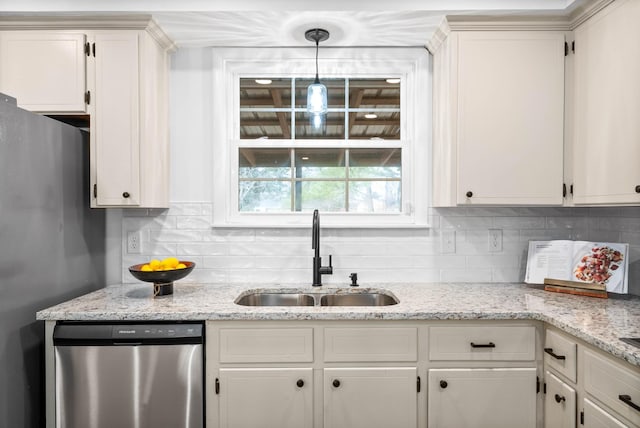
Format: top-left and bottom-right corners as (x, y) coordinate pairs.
(209, 321), (539, 428)
(582, 398), (627, 428)
(428, 368), (537, 428)
(544, 370), (576, 428)
(323, 367), (417, 428)
(583, 349), (640, 426)
(219, 368), (313, 428)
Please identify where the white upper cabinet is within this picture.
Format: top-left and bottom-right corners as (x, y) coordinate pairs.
(89, 27), (172, 208)
(429, 24), (566, 207)
(0, 31), (87, 113)
(92, 32), (141, 207)
(572, 0), (640, 205)
(0, 17), (174, 208)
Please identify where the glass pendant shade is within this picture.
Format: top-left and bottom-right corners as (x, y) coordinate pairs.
(311, 112), (324, 129)
(307, 80), (328, 114)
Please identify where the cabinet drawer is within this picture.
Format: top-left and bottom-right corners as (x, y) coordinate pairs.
(584, 349), (640, 426)
(544, 329), (577, 383)
(219, 328), (313, 363)
(429, 325), (535, 361)
(324, 327), (417, 362)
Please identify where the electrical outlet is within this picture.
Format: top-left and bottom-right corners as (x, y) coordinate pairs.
(441, 230), (456, 254)
(488, 229), (502, 252)
(127, 231), (142, 254)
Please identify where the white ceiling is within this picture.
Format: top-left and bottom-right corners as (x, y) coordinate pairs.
(0, 0), (587, 47)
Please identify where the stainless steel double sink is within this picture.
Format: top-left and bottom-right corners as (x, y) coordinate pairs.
(235, 289), (399, 307)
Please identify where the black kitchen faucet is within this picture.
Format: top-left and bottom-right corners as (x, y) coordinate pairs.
(312, 209), (333, 286)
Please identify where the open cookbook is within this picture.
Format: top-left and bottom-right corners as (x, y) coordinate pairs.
(524, 240), (629, 294)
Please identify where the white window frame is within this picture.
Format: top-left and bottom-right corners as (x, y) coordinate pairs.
(211, 47), (431, 228)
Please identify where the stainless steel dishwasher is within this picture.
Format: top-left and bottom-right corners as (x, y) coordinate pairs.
(53, 322), (204, 428)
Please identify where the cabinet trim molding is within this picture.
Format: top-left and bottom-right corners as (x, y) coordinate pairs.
(0, 15), (176, 52)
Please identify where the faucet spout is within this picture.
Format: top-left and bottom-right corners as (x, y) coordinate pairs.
(311, 209), (332, 286)
(312, 209), (319, 256)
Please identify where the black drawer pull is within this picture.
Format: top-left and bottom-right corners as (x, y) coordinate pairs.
(332, 379), (340, 388)
(470, 342), (495, 348)
(296, 379), (304, 388)
(544, 348), (566, 360)
(466, 191), (473, 198)
(440, 380), (448, 389)
(555, 394), (566, 403)
(619, 395), (640, 412)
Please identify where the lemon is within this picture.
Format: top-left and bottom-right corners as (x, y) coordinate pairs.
(149, 259), (161, 270)
(176, 263), (187, 269)
(140, 264), (152, 272)
(162, 257), (180, 269)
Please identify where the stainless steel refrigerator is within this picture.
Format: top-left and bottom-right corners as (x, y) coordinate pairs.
(0, 93), (106, 427)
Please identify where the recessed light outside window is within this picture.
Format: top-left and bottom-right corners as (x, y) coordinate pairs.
(364, 113), (378, 119)
(255, 79), (272, 85)
(301, 156), (310, 160)
(386, 78), (401, 84)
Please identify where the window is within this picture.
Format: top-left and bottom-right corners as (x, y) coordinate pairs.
(212, 48), (430, 227)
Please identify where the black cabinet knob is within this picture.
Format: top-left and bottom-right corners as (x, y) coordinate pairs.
(466, 191), (473, 198)
(123, 192), (130, 198)
(635, 185), (640, 194)
(440, 380), (448, 389)
(296, 379), (304, 388)
(332, 379), (341, 388)
(555, 394), (566, 403)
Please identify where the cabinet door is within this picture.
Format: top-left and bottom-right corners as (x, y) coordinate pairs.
(544, 370), (576, 428)
(456, 32), (565, 205)
(324, 367), (417, 428)
(428, 368), (536, 428)
(93, 31), (140, 206)
(583, 398), (628, 428)
(572, 0), (640, 204)
(219, 368), (313, 428)
(0, 31), (86, 112)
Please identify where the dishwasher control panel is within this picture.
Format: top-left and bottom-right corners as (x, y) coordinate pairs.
(112, 324), (202, 339)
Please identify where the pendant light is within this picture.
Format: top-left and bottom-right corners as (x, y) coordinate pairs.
(305, 28), (330, 115)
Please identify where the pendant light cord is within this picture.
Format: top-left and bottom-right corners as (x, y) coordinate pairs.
(314, 37), (320, 84)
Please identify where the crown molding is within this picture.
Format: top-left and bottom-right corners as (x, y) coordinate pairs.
(425, 17), (450, 53)
(569, 0), (615, 29)
(0, 14), (176, 51)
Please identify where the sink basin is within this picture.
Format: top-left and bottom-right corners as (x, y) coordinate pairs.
(235, 289), (399, 307)
(320, 292), (399, 306)
(235, 292), (315, 306)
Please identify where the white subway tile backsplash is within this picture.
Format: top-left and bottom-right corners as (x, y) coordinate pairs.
(167, 203), (206, 216)
(440, 269), (492, 282)
(441, 216), (494, 230)
(177, 242), (227, 256)
(119, 203), (640, 289)
(466, 255), (520, 269)
(150, 229), (204, 242)
(176, 215), (212, 229)
(492, 268), (525, 283)
(546, 216), (588, 229)
(493, 216), (546, 229)
(204, 229), (256, 242)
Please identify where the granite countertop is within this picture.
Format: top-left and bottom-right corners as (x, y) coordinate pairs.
(37, 282), (640, 367)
